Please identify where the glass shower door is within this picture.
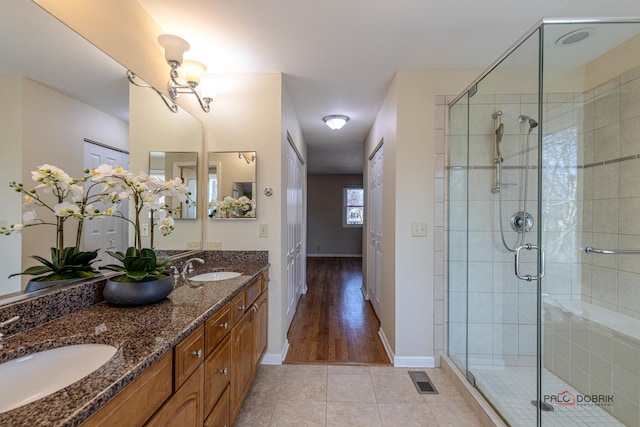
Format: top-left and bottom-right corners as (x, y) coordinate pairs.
(461, 28), (542, 426)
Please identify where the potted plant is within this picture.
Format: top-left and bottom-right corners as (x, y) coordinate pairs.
(0, 164), (109, 291)
(89, 164), (192, 305)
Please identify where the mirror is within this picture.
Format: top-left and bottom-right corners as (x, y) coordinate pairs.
(0, 2), (203, 301)
(149, 151), (198, 219)
(208, 152), (257, 219)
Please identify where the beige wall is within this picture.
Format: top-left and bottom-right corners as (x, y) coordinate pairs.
(307, 174), (363, 256)
(129, 83), (202, 249)
(0, 76), (24, 294)
(2, 76), (127, 291)
(365, 69), (479, 365)
(585, 33), (640, 91)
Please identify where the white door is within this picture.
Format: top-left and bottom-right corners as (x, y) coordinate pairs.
(368, 144), (384, 318)
(286, 140), (305, 329)
(83, 142), (129, 266)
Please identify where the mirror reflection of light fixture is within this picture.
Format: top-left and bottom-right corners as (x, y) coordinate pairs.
(157, 34), (213, 113)
(323, 115), (349, 130)
(238, 151), (256, 164)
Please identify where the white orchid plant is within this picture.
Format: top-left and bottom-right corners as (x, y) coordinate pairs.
(0, 164), (109, 281)
(209, 195), (256, 218)
(89, 164), (193, 282)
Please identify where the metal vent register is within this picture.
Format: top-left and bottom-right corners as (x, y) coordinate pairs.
(408, 371), (438, 394)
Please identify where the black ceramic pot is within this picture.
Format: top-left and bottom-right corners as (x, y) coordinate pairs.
(103, 276), (174, 306)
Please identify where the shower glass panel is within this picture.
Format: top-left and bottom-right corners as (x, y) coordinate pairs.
(448, 18), (640, 427)
(448, 92), (469, 375)
(464, 29), (541, 427)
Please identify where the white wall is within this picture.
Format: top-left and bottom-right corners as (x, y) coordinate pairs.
(365, 69), (479, 366)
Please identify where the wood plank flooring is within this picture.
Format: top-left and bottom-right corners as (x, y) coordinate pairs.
(285, 257), (391, 365)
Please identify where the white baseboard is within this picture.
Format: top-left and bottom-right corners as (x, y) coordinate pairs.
(307, 254), (363, 258)
(378, 327), (394, 363)
(378, 327), (435, 368)
(393, 356), (436, 368)
(261, 339), (290, 365)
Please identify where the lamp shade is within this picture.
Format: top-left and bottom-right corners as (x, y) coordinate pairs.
(157, 34), (190, 65)
(181, 60), (207, 85)
(323, 115), (349, 130)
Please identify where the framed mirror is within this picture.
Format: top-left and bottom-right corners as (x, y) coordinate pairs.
(149, 152), (198, 219)
(208, 152), (257, 219)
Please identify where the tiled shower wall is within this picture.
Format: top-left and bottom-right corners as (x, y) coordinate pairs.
(581, 65), (640, 319)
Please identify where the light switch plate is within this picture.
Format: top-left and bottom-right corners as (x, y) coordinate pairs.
(141, 223), (149, 237)
(411, 222), (427, 237)
(259, 224), (269, 238)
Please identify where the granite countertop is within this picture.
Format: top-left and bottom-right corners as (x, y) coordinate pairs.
(0, 261), (269, 427)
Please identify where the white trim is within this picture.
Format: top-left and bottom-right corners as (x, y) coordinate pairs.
(261, 340), (290, 365)
(393, 356), (435, 368)
(307, 253), (363, 258)
(378, 327), (394, 363)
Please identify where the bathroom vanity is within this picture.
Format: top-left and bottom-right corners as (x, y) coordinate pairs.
(0, 251), (269, 427)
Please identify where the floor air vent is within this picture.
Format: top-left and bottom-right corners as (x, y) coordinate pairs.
(408, 371), (438, 394)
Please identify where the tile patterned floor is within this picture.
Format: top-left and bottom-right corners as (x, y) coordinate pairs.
(234, 364), (483, 426)
(471, 365), (622, 426)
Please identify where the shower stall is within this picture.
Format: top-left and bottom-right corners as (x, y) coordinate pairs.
(447, 19), (640, 426)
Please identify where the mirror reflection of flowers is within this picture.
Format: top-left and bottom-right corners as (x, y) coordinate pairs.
(209, 196), (256, 218)
(89, 164), (194, 282)
(0, 164), (112, 281)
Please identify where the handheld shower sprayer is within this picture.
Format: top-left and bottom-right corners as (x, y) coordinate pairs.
(518, 115), (538, 130)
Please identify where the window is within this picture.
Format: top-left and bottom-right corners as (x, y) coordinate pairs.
(343, 186), (364, 227)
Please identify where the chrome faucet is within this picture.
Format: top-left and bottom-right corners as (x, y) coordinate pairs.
(0, 316), (20, 349)
(180, 258), (205, 276)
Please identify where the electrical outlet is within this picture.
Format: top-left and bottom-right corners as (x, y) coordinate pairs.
(259, 224), (269, 238)
(208, 241), (222, 250)
(411, 222), (427, 237)
(186, 241), (201, 249)
(141, 223), (149, 237)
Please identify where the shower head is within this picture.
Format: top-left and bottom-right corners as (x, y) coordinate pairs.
(496, 123), (504, 144)
(518, 115), (538, 129)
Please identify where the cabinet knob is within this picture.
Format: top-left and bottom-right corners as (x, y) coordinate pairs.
(218, 322), (229, 329)
(238, 304), (245, 311)
(191, 349), (203, 358)
(252, 304), (258, 313)
(219, 368), (228, 375)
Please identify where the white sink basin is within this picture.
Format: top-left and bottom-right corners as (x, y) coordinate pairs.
(189, 271), (241, 282)
(0, 343), (117, 413)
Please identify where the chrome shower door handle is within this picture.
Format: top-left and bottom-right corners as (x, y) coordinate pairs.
(514, 243), (545, 282)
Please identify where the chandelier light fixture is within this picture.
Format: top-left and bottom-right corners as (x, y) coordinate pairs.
(323, 115), (349, 130)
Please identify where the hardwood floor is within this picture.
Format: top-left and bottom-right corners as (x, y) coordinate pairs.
(285, 257), (391, 365)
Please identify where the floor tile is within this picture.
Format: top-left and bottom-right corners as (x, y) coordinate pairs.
(327, 373), (376, 403)
(377, 402), (440, 427)
(270, 400), (327, 427)
(327, 401), (382, 427)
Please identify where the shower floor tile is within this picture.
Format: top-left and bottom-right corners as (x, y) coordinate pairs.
(470, 365), (622, 426)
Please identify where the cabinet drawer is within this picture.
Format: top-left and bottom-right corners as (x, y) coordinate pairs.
(230, 292), (245, 326)
(205, 303), (230, 355)
(146, 364), (204, 427)
(204, 386), (230, 427)
(83, 352), (172, 427)
(174, 325), (205, 390)
(204, 336), (230, 416)
(245, 278), (261, 309)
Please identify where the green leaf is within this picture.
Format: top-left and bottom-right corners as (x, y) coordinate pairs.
(8, 265), (53, 278)
(30, 255), (55, 270)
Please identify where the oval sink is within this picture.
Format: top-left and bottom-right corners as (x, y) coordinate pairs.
(189, 271), (241, 282)
(0, 343), (117, 413)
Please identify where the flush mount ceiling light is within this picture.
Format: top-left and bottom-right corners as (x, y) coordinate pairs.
(555, 27), (596, 47)
(323, 115), (349, 130)
(157, 34), (213, 113)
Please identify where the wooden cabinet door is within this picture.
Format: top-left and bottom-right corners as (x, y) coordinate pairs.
(146, 364), (204, 427)
(203, 387), (230, 427)
(204, 336), (230, 417)
(229, 309), (255, 421)
(253, 290), (268, 367)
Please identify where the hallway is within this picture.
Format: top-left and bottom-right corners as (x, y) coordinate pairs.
(285, 257), (390, 365)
